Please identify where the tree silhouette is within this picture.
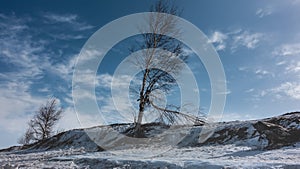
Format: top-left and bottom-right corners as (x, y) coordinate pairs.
(129, 1), (199, 137)
(18, 97), (63, 145)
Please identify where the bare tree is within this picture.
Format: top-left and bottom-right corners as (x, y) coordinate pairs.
(130, 0), (198, 137)
(18, 127), (34, 145)
(18, 97), (63, 145)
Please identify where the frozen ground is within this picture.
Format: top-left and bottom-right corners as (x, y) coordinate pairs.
(1, 143), (300, 168)
(1, 112), (299, 168)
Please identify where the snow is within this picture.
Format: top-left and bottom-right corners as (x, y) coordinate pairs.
(0, 148), (84, 168)
(1, 144), (299, 168)
(1, 112), (299, 168)
(288, 122), (300, 129)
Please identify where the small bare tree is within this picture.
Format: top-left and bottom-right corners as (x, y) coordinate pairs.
(18, 97), (63, 145)
(18, 127), (34, 145)
(130, 1), (198, 137)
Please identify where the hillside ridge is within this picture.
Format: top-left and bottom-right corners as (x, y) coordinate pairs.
(1, 111), (299, 153)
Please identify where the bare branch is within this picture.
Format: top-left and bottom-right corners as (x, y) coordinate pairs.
(129, 0), (195, 137)
(18, 97), (63, 145)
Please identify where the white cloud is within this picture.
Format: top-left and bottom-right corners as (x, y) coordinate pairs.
(271, 82), (300, 100)
(72, 73), (139, 124)
(0, 82), (46, 133)
(255, 69), (274, 78)
(49, 33), (86, 40)
(256, 7), (273, 18)
(0, 14), (30, 35)
(253, 82), (300, 101)
(209, 31), (227, 43)
(41, 13), (94, 41)
(56, 107), (81, 130)
(43, 13), (94, 31)
(273, 43), (300, 56)
(276, 61), (286, 66)
(0, 15), (48, 133)
(208, 31), (227, 51)
(0, 13), (95, 147)
(260, 90), (267, 97)
(56, 105), (108, 130)
(99, 97), (135, 123)
(285, 61), (300, 73)
(221, 112), (257, 122)
(43, 13), (77, 23)
(52, 51), (105, 84)
(232, 31), (263, 50)
(238, 66), (273, 78)
(207, 29), (264, 52)
(70, 49), (105, 87)
(181, 47), (194, 56)
(97, 73), (113, 88)
(217, 89), (231, 95)
(238, 66), (248, 71)
(255, 69), (269, 75)
(97, 73), (134, 89)
(72, 69), (99, 90)
(37, 87), (50, 93)
(0, 13), (83, 135)
(0, 14), (52, 83)
(97, 73), (138, 118)
(245, 88), (255, 93)
(79, 49), (103, 62)
(52, 55), (77, 81)
(72, 89), (96, 100)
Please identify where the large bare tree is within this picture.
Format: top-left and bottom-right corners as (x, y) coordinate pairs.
(130, 1), (198, 137)
(18, 97), (63, 145)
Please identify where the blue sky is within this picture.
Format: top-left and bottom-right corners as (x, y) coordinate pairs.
(0, 0), (300, 148)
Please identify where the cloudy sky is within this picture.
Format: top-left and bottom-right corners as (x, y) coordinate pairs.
(0, 0), (300, 148)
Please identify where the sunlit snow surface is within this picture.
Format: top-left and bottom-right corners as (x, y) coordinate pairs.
(1, 112), (299, 168)
(1, 143), (300, 168)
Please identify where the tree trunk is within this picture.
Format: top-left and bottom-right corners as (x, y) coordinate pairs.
(134, 68), (149, 137)
(134, 101), (145, 137)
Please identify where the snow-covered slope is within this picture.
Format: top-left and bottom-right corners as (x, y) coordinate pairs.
(9, 112), (299, 152)
(7, 123), (134, 152)
(196, 112), (300, 149)
(26, 129), (103, 152)
(0, 112), (299, 168)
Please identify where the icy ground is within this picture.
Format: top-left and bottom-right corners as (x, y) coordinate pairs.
(1, 143), (300, 168)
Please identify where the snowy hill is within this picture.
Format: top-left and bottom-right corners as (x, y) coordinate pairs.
(195, 112), (300, 150)
(0, 112), (300, 168)
(16, 111), (300, 152)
